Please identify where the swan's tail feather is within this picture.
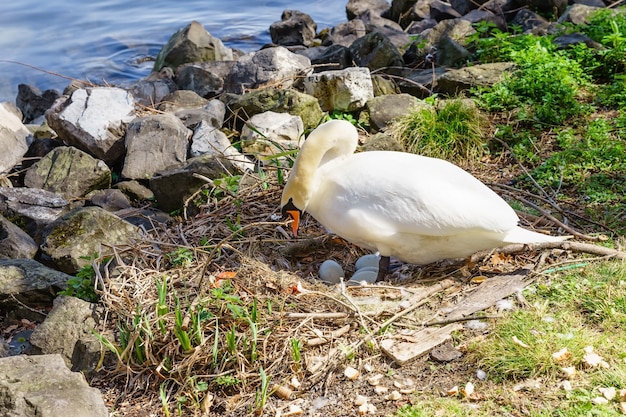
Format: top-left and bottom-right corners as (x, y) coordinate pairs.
(503, 226), (568, 244)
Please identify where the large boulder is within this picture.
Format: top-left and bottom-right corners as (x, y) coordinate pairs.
(349, 31), (404, 75)
(23, 146), (111, 199)
(0, 354), (108, 417)
(40, 206), (141, 274)
(365, 93), (425, 132)
(45, 87), (135, 165)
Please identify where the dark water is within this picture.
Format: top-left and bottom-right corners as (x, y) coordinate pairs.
(0, 0), (349, 104)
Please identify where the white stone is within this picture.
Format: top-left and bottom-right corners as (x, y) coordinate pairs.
(304, 67), (374, 112)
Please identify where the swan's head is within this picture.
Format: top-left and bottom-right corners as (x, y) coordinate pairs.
(280, 119), (359, 236)
(281, 196), (302, 236)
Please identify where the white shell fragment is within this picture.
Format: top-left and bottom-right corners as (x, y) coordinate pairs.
(599, 387), (616, 401)
(319, 259), (344, 283)
(344, 366), (360, 380)
(552, 348), (571, 363)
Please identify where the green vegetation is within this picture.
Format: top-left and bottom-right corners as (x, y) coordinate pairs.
(388, 98), (489, 164)
(59, 254), (101, 302)
(396, 261), (626, 416)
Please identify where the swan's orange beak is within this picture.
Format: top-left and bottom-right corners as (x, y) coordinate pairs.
(281, 198), (301, 236)
(285, 209), (300, 236)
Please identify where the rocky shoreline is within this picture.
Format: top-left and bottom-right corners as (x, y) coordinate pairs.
(0, 0), (616, 415)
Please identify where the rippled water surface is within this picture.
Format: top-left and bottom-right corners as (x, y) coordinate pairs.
(0, 0), (348, 103)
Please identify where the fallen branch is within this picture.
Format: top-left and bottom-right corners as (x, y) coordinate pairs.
(471, 240), (626, 263)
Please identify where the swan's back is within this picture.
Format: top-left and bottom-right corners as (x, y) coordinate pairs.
(309, 150), (519, 238)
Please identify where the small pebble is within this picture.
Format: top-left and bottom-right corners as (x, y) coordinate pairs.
(367, 373), (384, 386)
(385, 390), (402, 401)
(354, 394), (369, 406)
(430, 343), (463, 362)
(476, 369), (487, 381)
(374, 385), (389, 394)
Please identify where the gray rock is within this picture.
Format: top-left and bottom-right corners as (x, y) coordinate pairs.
(0, 354), (108, 417)
(395, 66), (445, 98)
(225, 88), (324, 131)
(224, 46), (311, 95)
(149, 154), (236, 213)
(304, 67), (374, 112)
(436, 62), (516, 95)
(0, 103), (31, 174)
(24, 146), (111, 199)
(346, 0), (390, 20)
(122, 113), (191, 180)
(190, 120), (254, 172)
(45, 87), (135, 165)
(175, 61), (235, 98)
(0, 214), (38, 259)
(240, 111), (304, 164)
(40, 206), (141, 274)
(85, 189), (132, 212)
(365, 93), (424, 132)
(0, 258), (72, 307)
(297, 44), (352, 72)
(176, 98), (226, 130)
(153, 20), (233, 72)
(349, 31), (404, 75)
(557, 3), (602, 25)
(270, 10), (317, 47)
(0, 187), (74, 243)
(30, 296), (109, 372)
(360, 132), (405, 152)
(114, 207), (173, 231)
(113, 180), (154, 202)
(129, 67), (177, 107)
(157, 89), (209, 113)
(16, 84), (61, 124)
(430, 0), (462, 21)
(326, 19), (367, 48)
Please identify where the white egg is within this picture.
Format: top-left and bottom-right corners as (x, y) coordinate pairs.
(355, 254), (380, 270)
(318, 259), (344, 284)
(348, 268), (378, 284)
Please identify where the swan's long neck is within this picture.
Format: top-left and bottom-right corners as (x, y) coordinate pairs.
(281, 120), (359, 210)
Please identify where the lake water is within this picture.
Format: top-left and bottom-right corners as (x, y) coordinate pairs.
(0, 0), (349, 104)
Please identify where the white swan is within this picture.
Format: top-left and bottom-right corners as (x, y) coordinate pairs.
(281, 120), (566, 280)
